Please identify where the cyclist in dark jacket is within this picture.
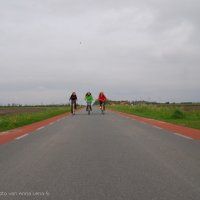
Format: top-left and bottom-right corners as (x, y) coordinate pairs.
(69, 92), (77, 113)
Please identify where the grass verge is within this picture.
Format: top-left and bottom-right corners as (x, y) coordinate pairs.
(0, 106), (71, 133)
(107, 104), (200, 130)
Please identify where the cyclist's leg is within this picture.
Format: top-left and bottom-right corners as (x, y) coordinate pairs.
(71, 103), (73, 113)
(85, 102), (89, 114)
(88, 102), (92, 111)
(99, 101), (102, 109)
(75, 101), (77, 110)
(71, 100), (75, 114)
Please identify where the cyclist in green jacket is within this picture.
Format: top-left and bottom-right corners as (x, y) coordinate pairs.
(85, 92), (94, 111)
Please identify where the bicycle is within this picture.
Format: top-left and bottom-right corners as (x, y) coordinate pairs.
(71, 101), (76, 115)
(100, 101), (105, 115)
(86, 102), (92, 115)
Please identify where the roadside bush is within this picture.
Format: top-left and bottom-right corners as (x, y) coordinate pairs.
(171, 109), (185, 119)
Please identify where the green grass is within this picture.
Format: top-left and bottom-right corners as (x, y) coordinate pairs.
(107, 104), (200, 130)
(0, 106), (71, 133)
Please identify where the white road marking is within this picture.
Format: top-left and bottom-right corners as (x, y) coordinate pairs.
(141, 122), (147, 125)
(173, 132), (193, 140)
(37, 127), (44, 131)
(153, 125), (163, 130)
(15, 134), (29, 140)
(49, 122), (54, 125)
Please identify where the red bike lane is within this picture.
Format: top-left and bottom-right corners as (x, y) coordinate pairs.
(0, 113), (71, 145)
(109, 109), (200, 141)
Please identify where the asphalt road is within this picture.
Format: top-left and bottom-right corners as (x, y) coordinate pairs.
(0, 107), (200, 200)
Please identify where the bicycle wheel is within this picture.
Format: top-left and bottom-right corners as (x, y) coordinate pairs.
(101, 103), (105, 114)
(72, 103), (75, 115)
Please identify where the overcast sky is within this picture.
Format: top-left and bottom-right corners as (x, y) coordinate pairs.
(0, 0), (200, 105)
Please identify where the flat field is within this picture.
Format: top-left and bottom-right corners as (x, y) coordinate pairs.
(107, 104), (200, 130)
(0, 106), (70, 133)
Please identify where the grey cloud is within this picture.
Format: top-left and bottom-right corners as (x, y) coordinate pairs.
(0, 0), (200, 104)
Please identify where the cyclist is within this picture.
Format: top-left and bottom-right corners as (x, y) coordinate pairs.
(98, 92), (107, 111)
(69, 92), (77, 114)
(84, 92), (94, 112)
